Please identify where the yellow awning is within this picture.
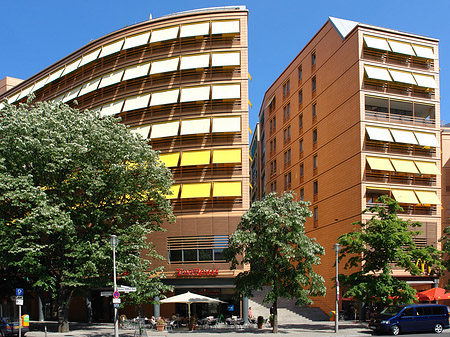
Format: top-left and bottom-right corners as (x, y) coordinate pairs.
(166, 184), (180, 200)
(391, 189), (419, 204)
(159, 152), (180, 167)
(366, 156), (395, 171)
(390, 159), (419, 174)
(180, 150), (211, 166)
(415, 161), (440, 175)
(415, 190), (441, 205)
(213, 181), (242, 197)
(212, 149), (242, 164)
(180, 183), (211, 198)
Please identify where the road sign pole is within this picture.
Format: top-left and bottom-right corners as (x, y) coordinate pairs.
(18, 303), (21, 337)
(111, 235), (119, 337)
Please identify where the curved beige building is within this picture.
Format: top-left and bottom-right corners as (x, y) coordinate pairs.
(0, 6), (249, 321)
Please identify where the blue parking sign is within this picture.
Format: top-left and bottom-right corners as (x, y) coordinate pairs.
(16, 288), (23, 296)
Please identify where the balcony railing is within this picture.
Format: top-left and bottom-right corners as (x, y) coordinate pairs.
(365, 110), (436, 127)
(365, 171), (437, 187)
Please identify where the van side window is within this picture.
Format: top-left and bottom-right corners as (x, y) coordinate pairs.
(432, 306), (446, 315)
(403, 308), (414, 316)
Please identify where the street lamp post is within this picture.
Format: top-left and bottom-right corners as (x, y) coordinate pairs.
(111, 235), (119, 337)
(334, 243), (341, 334)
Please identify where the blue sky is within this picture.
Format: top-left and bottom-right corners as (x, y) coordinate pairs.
(1, 0), (449, 129)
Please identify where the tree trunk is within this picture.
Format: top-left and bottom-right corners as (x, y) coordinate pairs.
(272, 300), (278, 333)
(57, 286), (73, 332)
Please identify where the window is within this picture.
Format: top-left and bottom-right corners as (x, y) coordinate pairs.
(283, 103), (291, 121)
(283, 80), (290, 98)
(300, 188), (304, 201)
(284, 172), (292, 190)
(284, 126), (291, 143)
(299, 114), (303, 130)
(313, 129), (317, 144)
(168, 235), (228, 263)
(313, 207), (318, 224)
(271, 181), (277, 193)
(270, 138), (277, 153)
(313, 155), (318, 169)
(312, 76), (317, 92)
(270, 117), (276, 134)
(269, 96), (276, 113)
(299, 139), (304, 156)
(284, 149), (291, 166)
(312, 102), (317, 119)
(298, 65), (303, 82)
(300, 163), (304, 178)
(270, 160), (277, 175)
(311, 51), (316, 67)
(313, 181), (318, 195)
(298, 90), (303, 105)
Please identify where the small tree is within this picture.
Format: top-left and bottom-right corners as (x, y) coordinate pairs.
(0, 100), (174, 331)
(338, 196), (442, 314)
(224, 192), (326, 333)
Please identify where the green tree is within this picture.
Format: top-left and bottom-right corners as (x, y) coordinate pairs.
(224, 192), (326, 333)
(338, 196), (442, 310)
(0, 100), (174, 331)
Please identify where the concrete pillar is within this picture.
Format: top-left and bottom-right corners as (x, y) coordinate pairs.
(242, 296), (248, 323)
(38, 295), (44, 321)
(154, 296), (160, 318)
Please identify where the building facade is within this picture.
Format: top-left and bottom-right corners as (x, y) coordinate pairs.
(257, 17), (441, 316)
(0, 6), (249, 321)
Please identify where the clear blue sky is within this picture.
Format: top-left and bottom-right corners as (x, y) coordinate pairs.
(1, 0), (449, 129)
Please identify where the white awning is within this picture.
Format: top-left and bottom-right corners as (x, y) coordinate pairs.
(130, 125), (151, 139)
(123, 32), (150, 50)
(78, 48), (101, 67)
(150, 26), (179, 43)
(47, 68), (65, 83)
(150, 57), (179, 75)
(149, 89), (179, 106)
(18, 85), (34, 100)
(388, 40), (415, 56)
(100, 99), (124, 117)
(412, 73), (437, 88)
(412, 45), (434, 59)
(364, 65), (392, 81)
(363, 35), (391, 51)
(211, 20), (240, 34)
(150, 121), (180, 139)
(123, 62), (151, 81)
(180, 54), (210, 70)
(365, 126), (393, 142)
(212, 116), (241, 133)
(99, 39), (124, 58)
(390, 129), (418, 144)
(79, 77), (101, 96)
(180, 86), (210, 103)
(52, 94), (65, 103)
(212, 84), (240, 100)
(61, 58), (82, 76)
(8, 92), (20, 103)
(414, 132), (439, 147)
(31, 76), (49, 92)
(62, 86), (82, 103)
(98, 69), (124, 89)
(180, 118), (210, 135)
(123, 94), (151, 112)
(388, 69), (416, 85)
(180, 22), (209, 38)
(212, 52), (240, 67)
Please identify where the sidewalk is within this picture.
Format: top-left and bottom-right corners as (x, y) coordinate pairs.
(25, 321), (373, 337)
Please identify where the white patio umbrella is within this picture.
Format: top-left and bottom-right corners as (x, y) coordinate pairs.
(160, 291), (225, 319)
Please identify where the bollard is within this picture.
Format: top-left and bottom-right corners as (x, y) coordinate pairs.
(45, 326), (47, 337)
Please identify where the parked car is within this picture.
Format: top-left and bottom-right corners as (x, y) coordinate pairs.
(369, 304), (449, 335)
(0, 317), (28, 336)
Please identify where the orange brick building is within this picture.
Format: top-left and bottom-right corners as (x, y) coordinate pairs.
(255, 17), (441, 316)
(0, 6), (249, 321)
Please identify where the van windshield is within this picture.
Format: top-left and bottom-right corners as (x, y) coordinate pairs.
(380, 306), (405, 317)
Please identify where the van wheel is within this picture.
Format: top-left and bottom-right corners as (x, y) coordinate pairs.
(434, 323), (443, 333)
(391, 325), (400, 335)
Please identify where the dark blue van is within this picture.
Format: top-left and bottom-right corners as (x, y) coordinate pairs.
(369, 304), (449, 335)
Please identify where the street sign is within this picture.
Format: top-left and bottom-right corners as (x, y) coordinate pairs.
(101, 291), (113, 297)
(113, 291), (120, 299)
(16, 299), (23, 306)
(117, 286), (137, 293)
(113, 298), (121, 304)
(16, 288), (23, 296)
(113, 303), (120, 308)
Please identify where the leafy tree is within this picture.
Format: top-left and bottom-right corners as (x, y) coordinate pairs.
(338, 196), (442, 310)
(224, 192), (326, 333)
(0, 100), (174, 331)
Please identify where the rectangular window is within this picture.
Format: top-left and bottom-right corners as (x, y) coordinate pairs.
(168, 235), (228, 263)
(312, 76), (317, 92)
(284, 149), (291, 166)
(313, 181), (318, 195)
(313, 129), (317, 144)
(298, 65), (303, 81)
(299, 90), (303, 105)
(300, 188), (304, 201)
(314, 207), (318, 222)
(284, 172), (292, 190)
(311, 51), (316, 66)
(270, 117), (276, 134)
(284, 126), (291, 143)
(299, 139), (304, 155)
(313, 155), (317, 169)
(283, 80), (290, 98)
(300, 163), (304, 177)
(299, 114), (303, 130)
(283, 103), (291, 120)
(312, 103), (317, 119)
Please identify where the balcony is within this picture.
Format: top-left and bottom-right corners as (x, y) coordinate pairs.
(365, 171), (436, 187)
(364, 140), (436, 158)
(365, 110), (435, 127)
